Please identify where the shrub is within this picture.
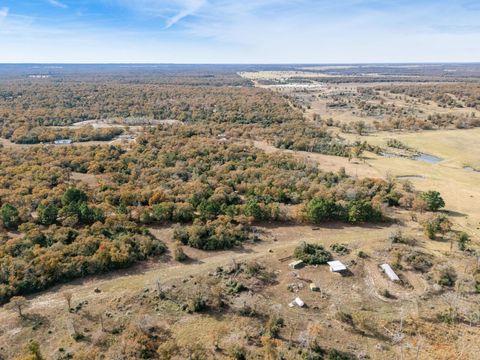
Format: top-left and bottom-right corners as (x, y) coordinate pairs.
(173, 243), (188, 262)
(457, 232), (470, 251)
(152, 202), (175, 222)
(387, 139), (412, 151)
(37, 204), (59, 226)
(436, 266), (457, 287)
(186, 296), (208, 313)
(172, 203), (194, 223)
(0, 204), (20, 229)
(335, 311), (354, 327)
(306, 198), (339, 223)
(243, 198), (267, 222)
(423, 214), (452, 240)
(172, 226), (189, 244)
(264, 316), (284, 338)
(403, 250), (433, 272)
(294, 242), (332, 265)
(421, 191), (445, 211)
(473, 272), (480, 294)
(229, 346), (247, 360)
(437, 308), (458, 324)
(389, 229), (404, 243)
(61, 188), (88, 206)
(346, 200), (382, 223)
(381, 289), (395, 299)
(357, 250), (368, 259)
(172, 218), (253, 251)
(327, 349), (355, 360)
(226, 280), (247, 294)
(330, 243), (349, 255)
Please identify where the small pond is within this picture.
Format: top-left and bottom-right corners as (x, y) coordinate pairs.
(412, 153), (443, 164)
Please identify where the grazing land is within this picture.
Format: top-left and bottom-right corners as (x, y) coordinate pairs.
(0, 64), (479, 360)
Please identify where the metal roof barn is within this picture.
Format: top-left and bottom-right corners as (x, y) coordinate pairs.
(380, 264), (400, 282)
(327, 260), (347, 272)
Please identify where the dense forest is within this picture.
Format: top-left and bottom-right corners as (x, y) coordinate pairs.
(0, 79), (300, 137)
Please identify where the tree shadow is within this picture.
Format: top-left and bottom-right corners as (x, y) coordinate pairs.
(21, 312), (51, 329)
(340, 269), (354, 277)
(180, 257), (204, 265)
(442, 210), (467, 218)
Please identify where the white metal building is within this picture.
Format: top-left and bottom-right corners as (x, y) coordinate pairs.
(54, 139), (73, 145)
(380, 263), (400, 282)
(327, 260), (347, 272)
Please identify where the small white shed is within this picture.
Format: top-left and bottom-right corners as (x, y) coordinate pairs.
(327, 260), (347, 273)
(294, 297), (305, 307)
(288, 297), (305, 308)
(380, 264), (400, 282)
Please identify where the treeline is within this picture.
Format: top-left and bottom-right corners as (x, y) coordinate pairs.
(9, 125), (124, 144)
(261, 123), (351, 157)
(335, 113), (480, 134)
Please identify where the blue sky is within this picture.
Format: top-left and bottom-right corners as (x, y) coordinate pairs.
(0, 0), (479, 63)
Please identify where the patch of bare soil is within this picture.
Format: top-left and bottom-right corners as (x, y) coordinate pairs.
(70, 172), (108, 187)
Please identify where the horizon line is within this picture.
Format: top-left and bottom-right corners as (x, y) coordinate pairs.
(1, 62), (480, 66)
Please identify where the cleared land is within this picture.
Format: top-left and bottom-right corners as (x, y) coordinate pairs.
(2, 220), (472, 359)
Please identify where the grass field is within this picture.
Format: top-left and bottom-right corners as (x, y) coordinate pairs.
(340, 129), (480, 238)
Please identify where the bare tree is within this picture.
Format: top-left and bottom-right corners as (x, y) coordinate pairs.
(98, 312), (105, 332)
(63, 291), (73, 311)
(6, 296), (29, 318)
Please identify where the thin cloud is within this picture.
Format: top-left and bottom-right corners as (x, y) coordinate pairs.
(47, 0), (68, 9)
(165, 0), (207, 28)
(115, 0), (207, 27)
(0, 7), (8, 19)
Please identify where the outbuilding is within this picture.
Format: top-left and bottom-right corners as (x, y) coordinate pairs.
(294, 297), (305, 307)
(288, 297), (305, 308)
(289, 260), (304, 269)
(380, 263), (400, 282)
(54, 139), (72, 145)
(327, 260), (347, 273)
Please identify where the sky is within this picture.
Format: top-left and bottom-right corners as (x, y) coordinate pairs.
(0, 0), (479, 63)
